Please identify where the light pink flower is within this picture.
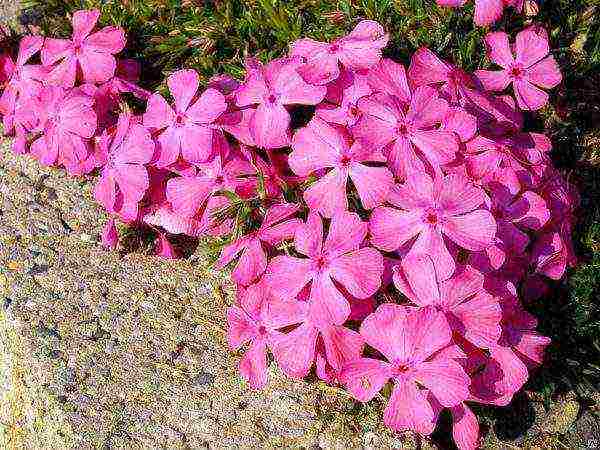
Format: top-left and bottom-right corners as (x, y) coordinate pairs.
(340, 304), (470, 435)
(143, 69), (228, 167)
(289, 117), (393, 217)
(352, 86), (459, 179)
(290, 20), (388, 85)
(93, 113), (155, 219)
(370, 173), (496, 280)
(28, 85), (98, 175)
(42, 9), (126, 87)
(265, 212), (383, 328)
(394, 254), (502, 348)
(165, 154), (254, 218)
(227, 280), (308, 389)
(475, 28), (562, 110)
(215, 203), (301, 286)
(234, 57), (326, 149)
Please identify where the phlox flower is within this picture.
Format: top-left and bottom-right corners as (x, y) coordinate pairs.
(154, 233), (179, 259)
(101, 218), (119, 250)
(234, 57), (326, 149)
(437, 0), (522, 26)
(316, 68), (372, 126)
(476, 28), (562, 110)
(227, 280), (308, 389)
(143, 69), (228, 167)
(28, 85), (98, 175)
(530, 224), (576, 281)
(165, 153), (254, 218)
(93, 113), (155, 221)
(0, 36), (46, 134)
(352, 72), (459, 179)
(265, 212), (383, 327)
(394, 254), (502, 348)
(289, 117), (394, 217)
(290, 20), (388, 85)
(370, 172), (496, 280)
(42, 9), (126, 87)
(340, 304), (470, 435)
(215, 203), (302, 286)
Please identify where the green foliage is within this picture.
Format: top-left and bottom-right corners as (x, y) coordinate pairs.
(18, 0), (600, 402)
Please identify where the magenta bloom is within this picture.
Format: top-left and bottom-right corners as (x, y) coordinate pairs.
(215, 203), (301, 286)
(143, 69), (228, 167)
(370, 173), (496, 280)
(42, 9), (126, 87)
(101, 218), (119, 250)
(341, 304), (470, 435)
(227, 280), (308, 389)
(289, 117), (394, 217)
(475, 28), (562, 110)
(93, 113), (155, 220)
(0, 36), (46, 134)
(265, 212), (383, 327)
(316, 68), (372, 127)
(29, 85), (98, 175)
(165, 154), (254, 218)
(437, 0), (522, 26)
(290, 20), (389, 85)
(234, 57), (326, 149)
(352, 86), (459, 179)
(394, 254), (502, 348)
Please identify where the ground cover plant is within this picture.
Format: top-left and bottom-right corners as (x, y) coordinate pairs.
(3, 0), (600, 448)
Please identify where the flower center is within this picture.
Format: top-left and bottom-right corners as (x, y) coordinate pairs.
(510, 66), (523, 78)
(315, 255), (328, 270)
(424, 208), (440, 225)
(396, 122), (410, 136)
(328, 43), (340, 53)
(267, 94), (278, 104)
(175, 114), (186, 126)
(392, 363), (410, 377)
(215, 175), (224, 185)
(340, 154), (352, 167)
(349, 105), (360, 118)
(257, 325), (267, 336)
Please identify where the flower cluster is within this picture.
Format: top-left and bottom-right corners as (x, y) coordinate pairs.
(0, 10), (578, 450)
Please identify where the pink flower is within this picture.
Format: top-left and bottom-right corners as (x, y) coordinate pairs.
(28, 85), (98, 175)
(530, 225), (575, 280)
(93, 113), (155, 220)
(227, 280), (308, 388)
(340, 304), (470, 434)
(316, 67), (372, 126)
(42, 9), (126, 87)
(154, 233), (179, 259)
(352, 85), (459, 179)
(215, 203), (302, 286)
(289, 117), (394, 217)
(408, 47), (473, 104)
(0, 36), (46, 134)
(290, 20), (389, 85)
(265, 212), (383, 328)
(143, 69), (228, 167)
(475, 28), (562, 110)
(394, 254), (502, 348)
(370, 173), (496, 280)
(437, 0), (521, 26)
(101, 218), (119, 250)
(234, 57), (326, 149)
(165, 153), (254, 218)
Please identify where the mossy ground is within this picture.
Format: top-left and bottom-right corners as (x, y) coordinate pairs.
(2, 0), (600, 447)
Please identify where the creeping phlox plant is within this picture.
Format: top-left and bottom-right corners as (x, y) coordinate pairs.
(0, 9), (579, 450)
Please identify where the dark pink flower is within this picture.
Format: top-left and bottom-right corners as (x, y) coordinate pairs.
(265, 212), (383, 328)
(215, 203), (302, 286)
(42, 9), (126, 87)
(101, 218), (118, 250)
(234, 57), (326, 149)
(289, 117), (394, 217)
(143, 69), (228, 167)
(437, 0), (522, 26)
(370, 173), (496, 280)
(476, 28), (562, 110)
(291, 20), (388, 85)
(341, 304), (470, 434)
